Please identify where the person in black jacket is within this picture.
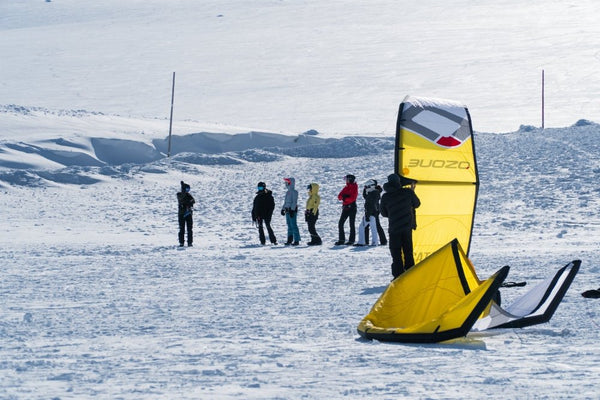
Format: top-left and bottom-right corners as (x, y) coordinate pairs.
(252, 181), (277, 245)
(373, 182), (387, 245)
(356, 179), (380, 246)
(362, 180), (387, 246)
(380, 173), (421, 278)
(177, 181), (195, 247)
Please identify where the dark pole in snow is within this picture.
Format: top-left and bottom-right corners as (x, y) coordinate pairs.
(541, 69), (545, 130)
(168, 71), (176, 157)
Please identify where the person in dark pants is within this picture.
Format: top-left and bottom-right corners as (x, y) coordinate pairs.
(252, 181), (277, 245)
(380, 174), (421, 279)
(364, 181), (387, 245)
(335, 174), (358, 245)
(177, 181), (195, 247)
(304, 183), (322, 245)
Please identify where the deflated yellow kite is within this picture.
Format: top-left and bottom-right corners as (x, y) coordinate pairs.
(358, 96), (579, 343)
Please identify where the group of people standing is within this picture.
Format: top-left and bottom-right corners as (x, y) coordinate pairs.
(177, 173), (420, 278)
(334, 174), (388, 247)
(176, 174), (421, 278)
(248, 173), (421, 278)
(251, 177), (322, 246)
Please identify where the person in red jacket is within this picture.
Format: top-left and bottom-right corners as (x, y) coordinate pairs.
(335, 174), (358, 245)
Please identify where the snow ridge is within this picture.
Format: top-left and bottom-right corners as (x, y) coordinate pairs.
(0, 108), (395, 186)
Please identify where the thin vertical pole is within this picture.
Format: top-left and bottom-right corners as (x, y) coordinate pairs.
(167, 71), (176, 157)
(541, 69), (545, 130)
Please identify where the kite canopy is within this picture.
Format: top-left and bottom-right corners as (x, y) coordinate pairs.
(357, 239), (580, 342)
(357, 240), (509, 343)
(358, 96), (580, 343)
(395, 95), (478, 263)
(473, 260), (580, 330)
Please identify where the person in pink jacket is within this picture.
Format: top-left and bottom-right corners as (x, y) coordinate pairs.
(335, 174), (358, 245)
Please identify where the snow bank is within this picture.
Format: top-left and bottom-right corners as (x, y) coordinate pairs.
(0, 108), (395, 186)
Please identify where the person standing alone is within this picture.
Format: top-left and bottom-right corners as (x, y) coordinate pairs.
(177, 181), (195, 247)
(380, 174), (420, 278)
(252, 181), (277, 245)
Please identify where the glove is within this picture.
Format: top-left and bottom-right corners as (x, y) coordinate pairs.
(281, 209), (286, 216)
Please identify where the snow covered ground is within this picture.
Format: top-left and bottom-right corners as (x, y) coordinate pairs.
(2, 1), (600, 399)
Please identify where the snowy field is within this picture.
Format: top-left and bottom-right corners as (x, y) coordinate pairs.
(2, 1), (600, 399)
(2, 115), (600, 399)
(2, 0), (600, 134)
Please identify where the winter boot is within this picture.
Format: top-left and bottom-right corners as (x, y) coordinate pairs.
(284, 236), (293, 245)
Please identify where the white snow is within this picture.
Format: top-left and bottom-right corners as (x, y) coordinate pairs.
(1, 1), (600, 399)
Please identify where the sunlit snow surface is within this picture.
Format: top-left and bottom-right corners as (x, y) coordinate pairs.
(2, 0), (600, 134)
(1, 1), (600, 398)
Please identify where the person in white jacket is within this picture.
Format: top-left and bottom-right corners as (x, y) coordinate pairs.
(281, 177), (300, 245)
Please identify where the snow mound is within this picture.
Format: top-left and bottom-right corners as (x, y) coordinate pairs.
(0, 110), (393, 186)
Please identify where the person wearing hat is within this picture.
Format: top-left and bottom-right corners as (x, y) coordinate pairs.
(177, 181), (196, 247)
(360, 180), (388, 245)
(335, 174), (358, 245)
(252, 181), (277, 245)
(380, 173), (421, 278)
(281, 177), (300, 245)
(304, 183), (322, 245)
(355, 179), (380, 246)
(370, 181), (387, 245)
